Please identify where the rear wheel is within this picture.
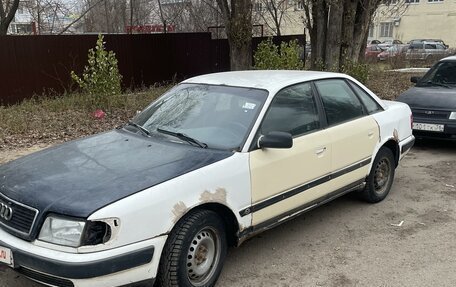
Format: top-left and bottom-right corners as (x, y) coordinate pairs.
(360, 147), (395, 203)
(156, 210), (227, 287)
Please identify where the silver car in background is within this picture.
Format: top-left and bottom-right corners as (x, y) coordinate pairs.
(406, 41), (448, 61)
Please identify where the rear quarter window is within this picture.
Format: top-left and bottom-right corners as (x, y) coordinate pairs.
(348, 81), (383, 114)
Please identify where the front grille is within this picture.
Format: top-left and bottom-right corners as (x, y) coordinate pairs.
(0, 193), (38, 236)
(18, 267), (74, 287)
(412, 109), (450, 120)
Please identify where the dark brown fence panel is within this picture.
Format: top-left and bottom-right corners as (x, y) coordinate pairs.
(0, 33), (222, 105)
(0, 33), (303, 105)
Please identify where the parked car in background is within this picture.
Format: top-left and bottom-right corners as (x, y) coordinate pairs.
(408, 39), (449, 49)
(397, 56), (456, 139)
(406, 41), (448, 60)
(379, 39), (404, 49)
(365, 44), (384, 61)
(378, 44), (409, 61)
(367, 39), (381, 45)
(0, 71), (414, 287)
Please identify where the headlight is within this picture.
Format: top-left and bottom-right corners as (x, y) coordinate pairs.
(39, 216), (86, 247)
(450, 112), (456, 120)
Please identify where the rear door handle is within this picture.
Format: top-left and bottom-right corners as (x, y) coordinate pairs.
(368, 131), (374, 138)
(315, 147), (327, 155)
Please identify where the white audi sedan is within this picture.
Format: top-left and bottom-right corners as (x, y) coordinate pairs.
(0, 71), (414, 287)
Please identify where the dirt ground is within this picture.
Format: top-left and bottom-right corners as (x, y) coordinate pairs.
(0, 139), (455, 287)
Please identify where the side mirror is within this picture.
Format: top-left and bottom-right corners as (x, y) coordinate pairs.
(410, 76), (421, 83)
(258, 132), (293, 149)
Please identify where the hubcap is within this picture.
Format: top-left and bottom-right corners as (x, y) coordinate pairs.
(186, 227), (220, 286)
(374, 158), (391, 194)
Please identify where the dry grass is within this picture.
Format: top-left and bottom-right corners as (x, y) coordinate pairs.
(366, 69), (424, 100)
(0, 68), (427, 151)
(0, 87), (169, 150)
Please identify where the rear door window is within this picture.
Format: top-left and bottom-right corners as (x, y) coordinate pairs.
(314, 79), (364, 126)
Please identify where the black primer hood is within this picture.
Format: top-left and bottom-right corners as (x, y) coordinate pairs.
(397, 86), (456, 109)
(0, 130), (232, 219)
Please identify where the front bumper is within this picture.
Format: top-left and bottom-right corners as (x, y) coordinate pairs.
(413, 117), (456, 139)
(0, 227), (167, 287)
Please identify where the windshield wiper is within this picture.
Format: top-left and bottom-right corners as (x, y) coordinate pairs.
(126, 121), (151, 137)
(425, 81), (451, 88)
(156, 127), (208, 148)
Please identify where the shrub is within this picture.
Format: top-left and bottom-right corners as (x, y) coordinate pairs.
(341, 60), (370, 84)
(254, 38), (303, 70)
(71, 34), (123, 105)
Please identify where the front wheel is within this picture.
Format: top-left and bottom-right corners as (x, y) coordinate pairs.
(156, 210), (227, 287)
(360, 147), (396, 203)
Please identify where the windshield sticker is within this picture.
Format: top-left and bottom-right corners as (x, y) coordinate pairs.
(242, 102), (256, 110)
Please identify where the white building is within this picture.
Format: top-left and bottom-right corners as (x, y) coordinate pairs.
(8, 1), (35, 35)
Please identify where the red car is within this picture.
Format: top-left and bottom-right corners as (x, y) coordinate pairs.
(365, 44), (384, 61)
(378, 45), (409, 61)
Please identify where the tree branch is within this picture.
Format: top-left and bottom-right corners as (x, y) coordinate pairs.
(58, 0), (103, 35)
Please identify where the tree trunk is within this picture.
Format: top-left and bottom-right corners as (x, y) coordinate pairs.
(157, 0), (167, 33)
(228, 39), (251, 70)
(340, 0), (357, 67)
(310, 0), (327, 69)
(104, 0), (111, 33)
(217, 0), (253, 70)
(325, 1), (344, 70)
(307, 0), (383, 70)
(0, 0), (20, 35)
(352, 0), (380, 62)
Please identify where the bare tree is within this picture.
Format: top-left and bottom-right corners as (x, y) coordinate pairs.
(24, 0), (71, 34)
(253, 0), (293, 36)
(0, 0), (20, 35)
(83, 0), (128, 33)
(59, 0), (103, 34)
(185, 0), (222, 32)
(153, 0), (192, 32)
(156, 0), (167, 32)
(125, 0), (222, 34)
(216, 0), (253, 70)
(302, 0), (407, 70)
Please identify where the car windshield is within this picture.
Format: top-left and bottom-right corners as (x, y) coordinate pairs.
(418, 61), (456, 87)
(132, 84), (268, 151)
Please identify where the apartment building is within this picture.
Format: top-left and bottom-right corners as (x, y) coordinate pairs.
(8, 2), (35, 35)
(371, 0), (456, 47)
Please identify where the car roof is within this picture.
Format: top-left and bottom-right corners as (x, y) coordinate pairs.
(411, 39), (444, 42)
(440, 55), (456, 62)
(182, 70), (349, 92)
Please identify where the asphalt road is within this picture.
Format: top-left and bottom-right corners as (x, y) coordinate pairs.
(1, 139), (455, 287)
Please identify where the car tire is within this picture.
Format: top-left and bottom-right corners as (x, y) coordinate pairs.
(156, 210), (227, 287)
(360, 147), (395, 203)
